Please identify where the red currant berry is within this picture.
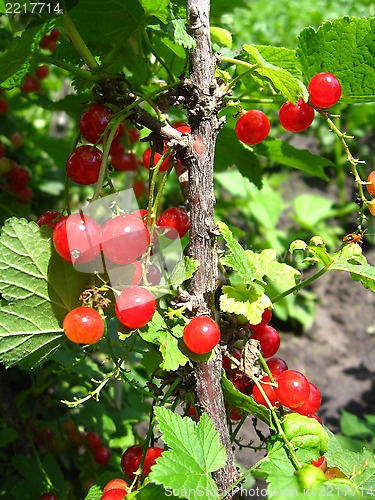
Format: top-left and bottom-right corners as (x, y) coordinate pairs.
(252, 375), (277, 407)
(53, 213), (102, 264)
(186, 404), (198, 421)
(109, 139), (124, 156)
(366, 170), (375, 196)
(10, 133), (24, 148)
(232, 370), (252, 394)
(222, 349), (241, 374)
(266, 357), (288, 378)
(0, 142), (5, 158)
(0, 98), (8, 113)
(158, 207), (190, 239)
(235, 110), (270, 145)
(63, 306), (104, 344)
(248, 308), (272, 330)
(103, 479), (129, 494)
(183, 316), (221, 355)
(36, 211), (61, 229)
(79, 105), (119, 144)
(38, 493), (58, 500)
(85, 432), (102, 450)
(143, 147), (172, 172)
(13, 185), (33, 204)
(133, 180), (145, 197)
(308, 72), (342, 109)
(35, 65), (49, 80)
(275, 370), (310, 408)
(229, 407), (243, 421)
(66, 145), (102, 185)
(6, 165), (30, 187)
(173, 123), (191, 135)
(50, 28), (60, 40)
(121, 444), (143, 480)
(250, 325), (280, 358)
(294, 382), (321, 416)
(20, 74), (40, 93)
(115, 286), (157, 329)
(111, 153), (138, 171)
(279, 98), (315, 132)
(94, 445), (111, 466)
(143, 447), (163, 476)
(101, 489), (128, 500)
(128, 128), (140, 143)
(46, 37), (58, 52)
(101, 214), (150, 265)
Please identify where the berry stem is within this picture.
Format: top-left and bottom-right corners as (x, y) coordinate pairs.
(36, 53), (98, 83)
(272, 267), (328, 304)
(64, 174), (71, 215)
(62, 2), (98, 70)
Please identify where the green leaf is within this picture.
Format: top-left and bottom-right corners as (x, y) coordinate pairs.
(170, 257), (200, 285)
(0, 24), (46, 89)
(139, 312), (188, 371)
(282, 413), (330, 455)
(0, 0), (6, 13)
(0, 218), (90, 368)
(135, 483), (180, 499)
(253, 45), (302, 80)
(297, 17), (375, 103)
(220, 284), (272, 323)
(222, 372), (272, 426)
(293, 194), (335, 226)
(150, 407), (227, 499)
(139, 0), (168, 23)
(340, 410), (372, 439)
(255, 139), (331, 181)
(0, 428), (18, 447)
(243, 45), (307, 103)
(210, 27), (232, 48)
(167, 7), (195, 49)
(331, 246), (375, 290)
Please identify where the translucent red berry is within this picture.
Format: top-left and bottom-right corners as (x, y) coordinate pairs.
(85, 432), (102, 450)
(235, 110), (270, 145)
(101, 489), (128, 500)
(250, 325), (280, 358)
(274, 370), (310, 408)
(66, 145), (102, 185)
(103, 478), (129, 494)
(63, 307), (104, 344)
(35, 65), (49, 80)
(183, 316), (221, 354)
(294, 382), (321, 416)
(158, 207), (190, 239)
(111, 153), (138, 171)
(266, 357), (288, 378)
(121, 444), (162, 480)
(79, 105), (119, 144)
(366, 171), (375, 196)
(308, 72), (342, 109)
(252, 375), (277, 407)
(279, 99), (315, 132)
(6, 165), (30, 188)
(20, 74), (40, 93)
(143, 147), (172, 172)
(94, 445), (111, 465)
(36, 211), (61, 229)
(0, 98), (8, 113)
(115, 286), (157, 329)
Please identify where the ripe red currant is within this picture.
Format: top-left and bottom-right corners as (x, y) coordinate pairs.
(6, 165), (30, 187)
(143, 263), (161, 286)
(266, 357), (288, 378)
(103, 479), (129, 494)
(109, 139), (124, 156)
(63, 307), (104, 344)
(222, 349), (241, 374)
(121, 444), (162, 480)
(101, 214), (150, 265)
(94, 445), (111, 465)
(229, 407), (243, 421)
(158, 207), (190, 239)
(128, 128), (140, 143)
(294, 382), (321, 415)
(133, 180), (146, 197)
(250, 325), (280, 358)
(38, 493), (58, 500)
(20, 74), (40, 93)
(0, 142), (5, 158)
(101, 489), (128, 500)
(35, 65), (49, 80)
(173, 123), (191, 135)
(79, 105), (119, 144)
(115, 286), (157, 329)
(248, 308), (272, 330)
(13, 185), (33, 204)
(232, 370), (252, 394)
(279, 98), (315, 132)
(10, 133), (24, 148)
(143, 147), (172, 172)
(252, 375), (277, 407)
(0, 98), (8, 113)
(274, 370), (310, 408)
(36, 211), (61, 229)
(366, 170), (375, 196)
(66, 145), (103, 185)
(308, 72), (342, 109)
(143, 446), (163, 476)
(111, 153), (138, 172)
(183, 316), (221, 355)
(85, 432), (102, 450)
(235, 110), (270, 145)
(53, 213), (102, 264)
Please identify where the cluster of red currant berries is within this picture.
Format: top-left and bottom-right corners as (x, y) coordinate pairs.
(20, 65), (50, 94)
(3, 162), (32, 204)
(235, 72), (342, 145)
(39, 28), (60, 53)
(223, 308), (322, 423)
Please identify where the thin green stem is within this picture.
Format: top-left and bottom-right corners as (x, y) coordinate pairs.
(36, 53), (98, 82)
(221, 56), (258, 71)
(223, 65), (260, 93)
(147, 148), (172, 226)
(64, 174), (71, 215)
(152, 163), (174, 216)
(62, 3), (98, 70)
(143, 31), (177, 83)
(230, 415), (247, 444)
(272, 266), (328, 304)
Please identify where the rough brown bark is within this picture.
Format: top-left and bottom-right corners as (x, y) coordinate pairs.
(186, 0), (239, 496)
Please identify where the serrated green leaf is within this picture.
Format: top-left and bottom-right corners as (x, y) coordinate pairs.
(282, 413), (329, 455)
(297, 17), (375, 103)
(243, 45), (307, 103)
(150, 408), (226, 499)
(170, 257), (199, 285)
(220, 284), (272, 322)
(246, 249), (300, 291)
(255, 139), (331, 181)
(167, 8), (195, 49)
(210, 27), (232, 48)
(140, 0), (168, 23)
(139, 312), (188, 371)
(0, 218), (90, 368)
(253, 45), (302, 80)
(84, 484), (102, 500)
